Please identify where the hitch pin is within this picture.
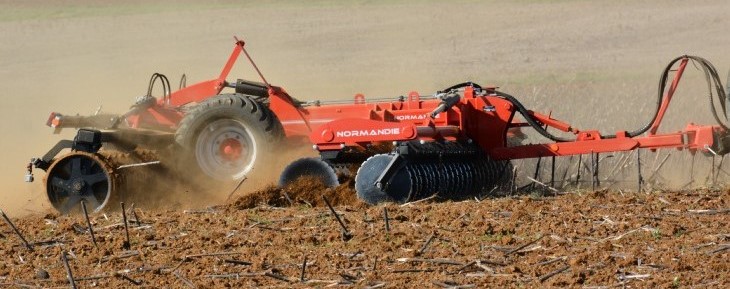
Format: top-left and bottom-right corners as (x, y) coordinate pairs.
(704, 144), (718, 156)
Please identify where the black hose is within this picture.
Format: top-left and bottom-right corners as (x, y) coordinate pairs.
(440, 82), (482, 93)
(725, 70), (730, 121)
(444, 55), (728, 143)
(440, 81), (574, 141)
(691, 56), (727, 130)
(651, 55), (727, 132)
(492, 90), (576, 142)
(623, 56), (683, 138)
(179, 73), (187, 90)
(441, 81), (574, 142)
(146, 72), (172, 102)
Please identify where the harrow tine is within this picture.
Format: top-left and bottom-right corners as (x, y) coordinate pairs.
(550, 156), (556, 188)
(681, 153), (697, 189)
(590, 151), (595, 191)
(532, 156), (542, 191)
(575, 154), (582, 188)
(559, 155), (574, 189)
(637, 149), (643, 192)
(510, 165), (518, 195)
(646, 153), (671, 184)
(594, 153), (600, 188)
(711, 154), (717, 187)
(605, 151), (631, 181)
(714, 155), (725, 185)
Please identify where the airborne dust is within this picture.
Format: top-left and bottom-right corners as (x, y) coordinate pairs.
(1, 1), (730, 216)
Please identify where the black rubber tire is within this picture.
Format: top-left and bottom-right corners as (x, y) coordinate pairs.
(175, 93), (283, 181)
(45, 152), (117, 215)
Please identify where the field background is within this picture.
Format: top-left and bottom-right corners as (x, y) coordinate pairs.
(1, 0), (730, 216)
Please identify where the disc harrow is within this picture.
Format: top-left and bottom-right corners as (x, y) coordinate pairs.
(354, 142), (511, 204)
(26, 38), (730, 213)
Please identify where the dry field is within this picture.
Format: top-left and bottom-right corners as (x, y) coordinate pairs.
(0, 183), (728, 288)
(0, 0), (729, 288)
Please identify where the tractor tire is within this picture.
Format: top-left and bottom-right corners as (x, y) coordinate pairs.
(175, 93), (283, 181)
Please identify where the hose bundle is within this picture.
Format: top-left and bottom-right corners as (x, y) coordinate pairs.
(146, 72), (172, 104)
(443, 55), (728, 142)
(668, 56), (728, 130)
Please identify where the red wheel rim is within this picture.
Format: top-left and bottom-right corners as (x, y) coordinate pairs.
(219, 138), (245, 161)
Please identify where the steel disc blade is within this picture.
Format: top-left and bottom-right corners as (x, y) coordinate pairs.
(406, 163), (422, 201)
(482, 158), (498, 193)
(424, 162), (440, 199)
(355, 154), (411, 204)
(278, 157), (339, 188)
(436, 162), (450, 197)
(406, 163), (425, 201)
(476, 158), (490, 192)
(464, 160), (474, 194)
(464, 161), (477, 195)
(407, 163), (429, 202)
(453, 162), (466, 196)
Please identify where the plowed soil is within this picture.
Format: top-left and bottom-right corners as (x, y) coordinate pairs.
(2, 1), (730, 288)
(232, 177), (362, 210)
(1, 188), (728, 288)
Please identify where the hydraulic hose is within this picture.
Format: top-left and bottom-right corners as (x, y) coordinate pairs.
(643, 55), (728, 134)
(686, 56), (728, 130)
(440, 82), (482, 93)
(442, 55), (728, 143)
(493, 90), (575, 142)
(147, 72), (172, 102)
(440, 82), (575, 142)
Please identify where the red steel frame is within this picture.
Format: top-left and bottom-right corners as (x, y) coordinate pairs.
(51, 39), (725, 161)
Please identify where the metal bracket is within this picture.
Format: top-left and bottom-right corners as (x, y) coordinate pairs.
(34, 129), (104, 172)
(374, 154), (406, 190)
(39, 140), (74, 165)
(72, 129), (103, 153)
(711, 131), (730, 155)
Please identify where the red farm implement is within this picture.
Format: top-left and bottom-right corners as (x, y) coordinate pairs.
(27, 38), (730, 214)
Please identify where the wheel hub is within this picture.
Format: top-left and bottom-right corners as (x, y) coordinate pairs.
(70, 178), (85, 193)
(195, 119), (257, 180)
(218, 137), (245, 161)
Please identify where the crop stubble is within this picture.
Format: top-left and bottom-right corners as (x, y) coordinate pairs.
(0, 186), (727, 288)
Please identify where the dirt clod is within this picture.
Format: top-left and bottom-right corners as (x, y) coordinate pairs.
(2, 189), (728, 288)
(35, 268), (49, 279)
(231, 176), (362, 209)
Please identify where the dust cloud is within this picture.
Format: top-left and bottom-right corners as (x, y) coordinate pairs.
(1, 1), (730, 216)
